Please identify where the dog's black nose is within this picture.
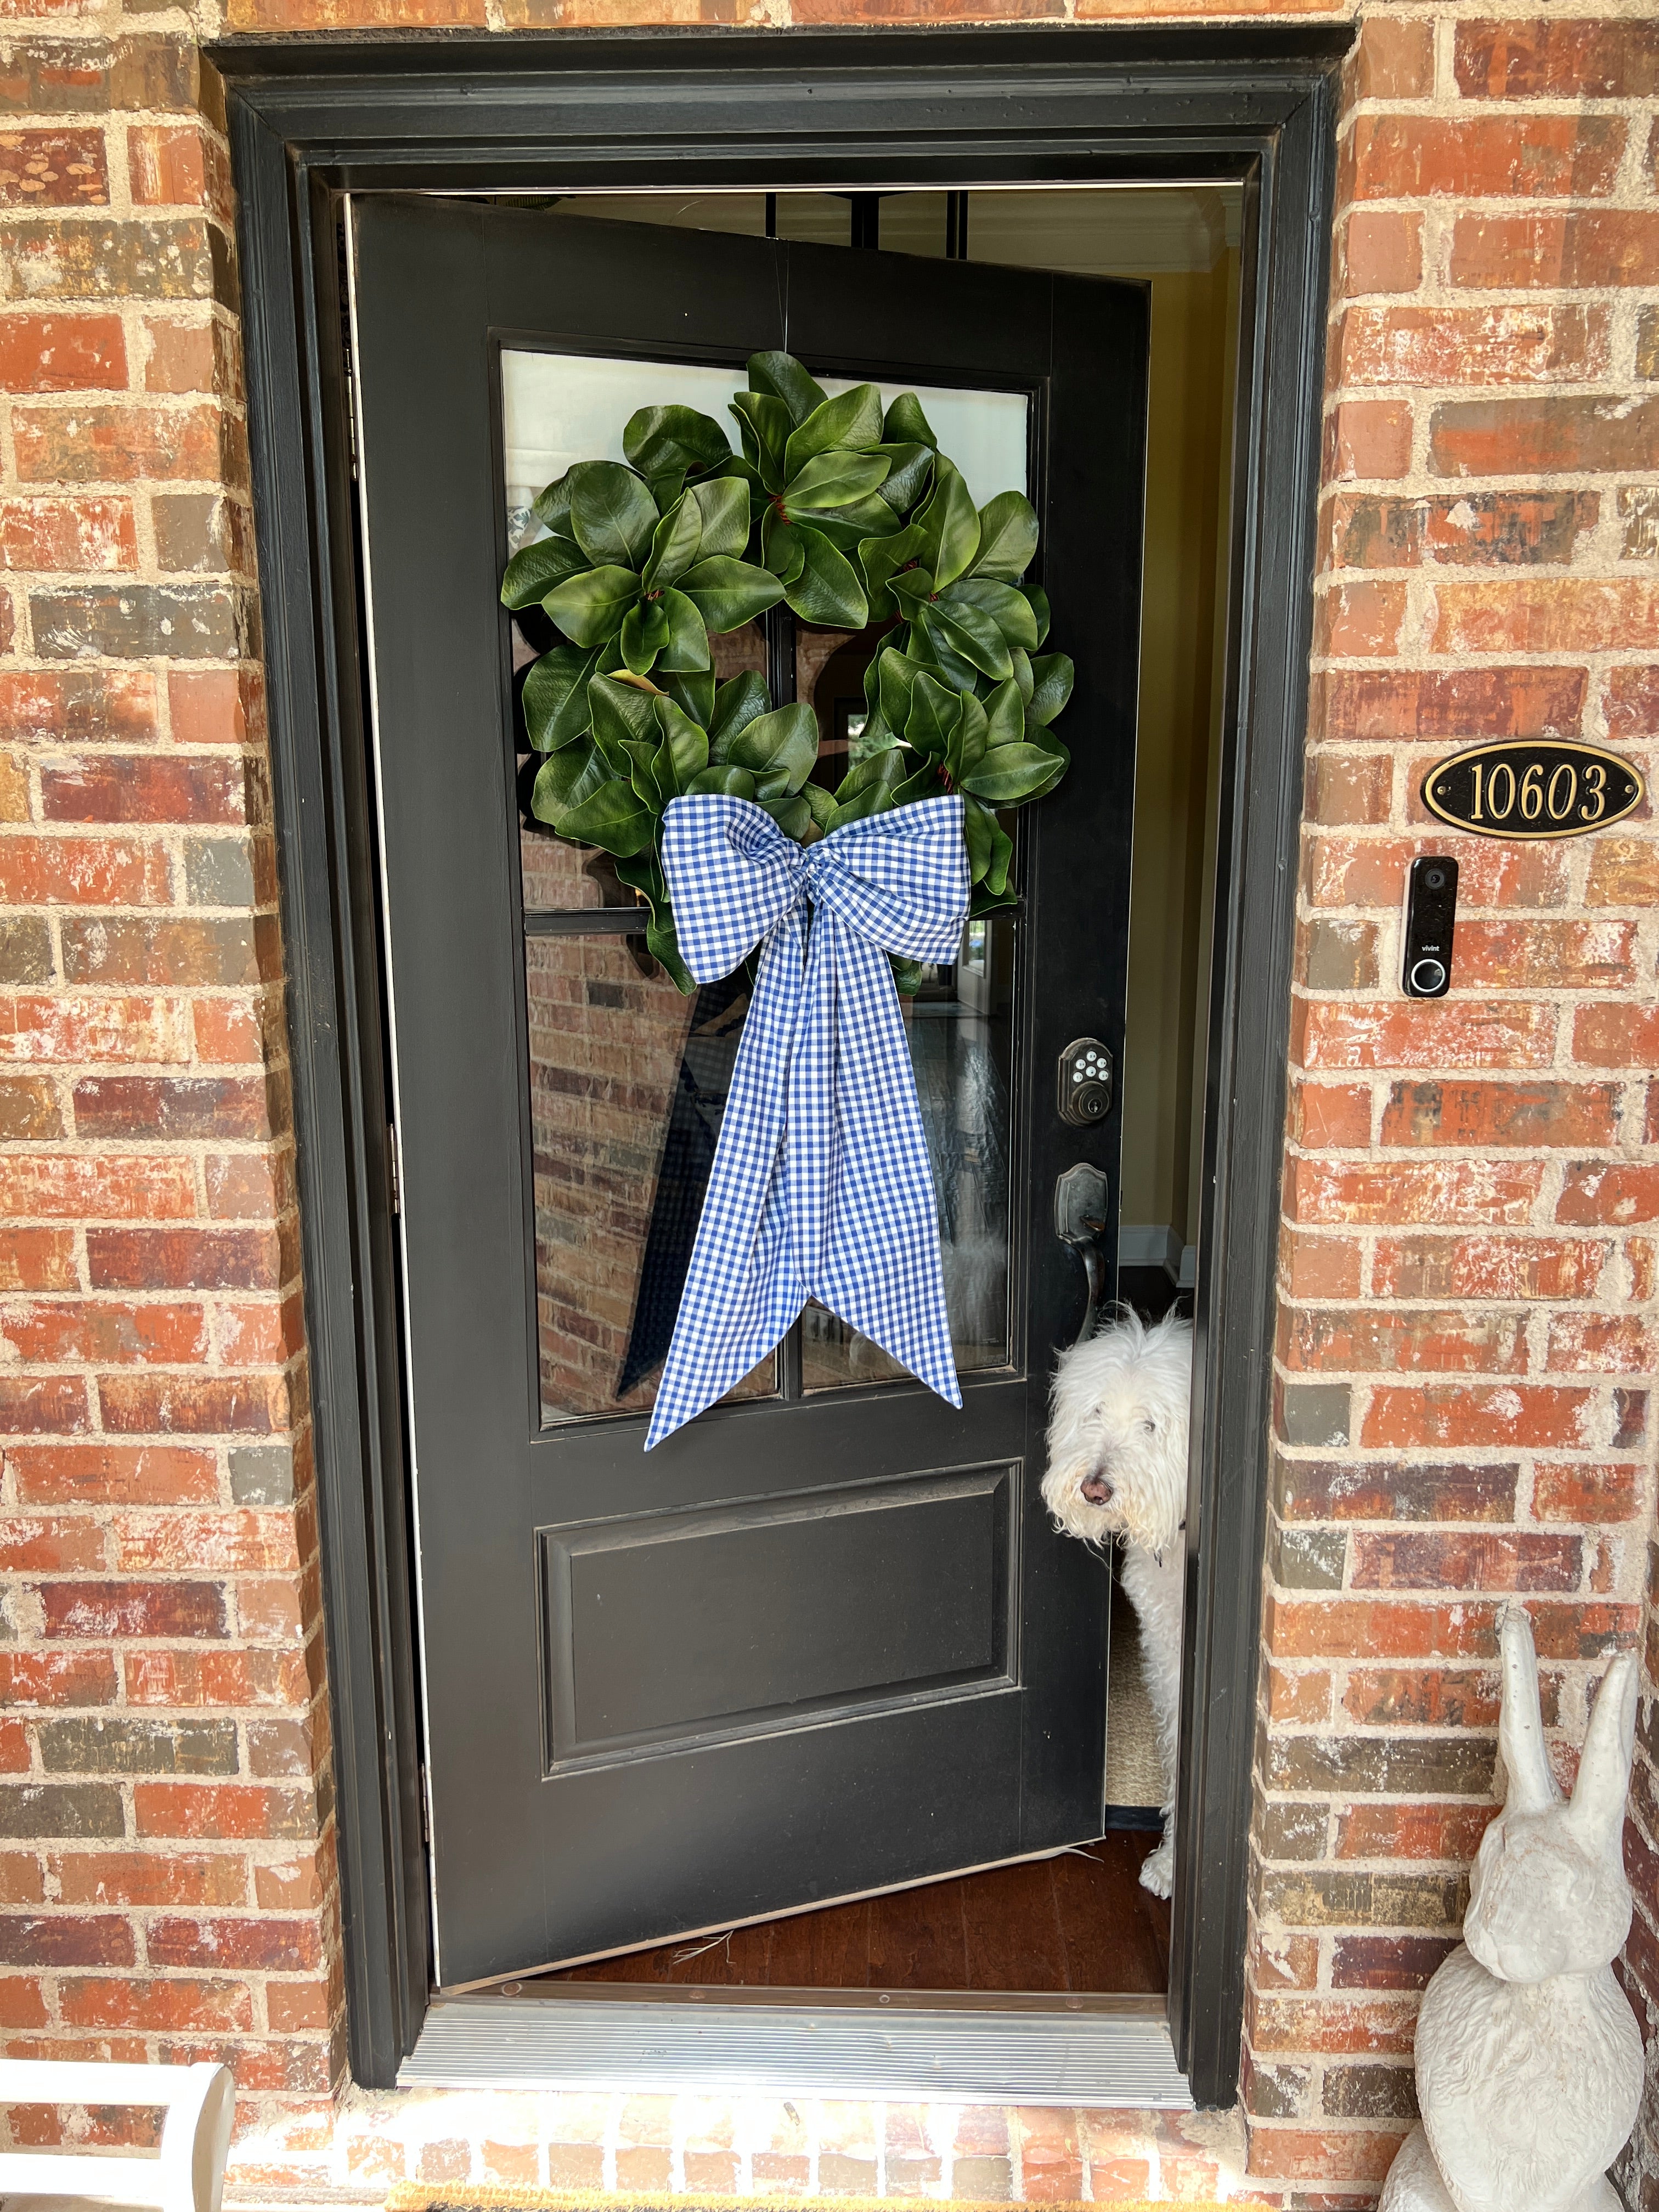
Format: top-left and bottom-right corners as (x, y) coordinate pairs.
(1081, 1474), (1113, 1505)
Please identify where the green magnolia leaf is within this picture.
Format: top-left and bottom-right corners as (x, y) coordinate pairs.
(1027, 652), (1075, 726)
(801, 781), (837, 833)
(656, 586), (712, 673)
(623, 403), (731, 482)
(876, 646), (923, 734)
(588, 670), (661, 772)
(533, 472), (574, 534)
(970, 882), (1020, 919)
(522, 644), (601, 752)
(614, 849), (662, 905)
(834, 748), (906, 806)
(961, 741), (1062, 805)
(888, 566), (936, 613)
(542, 564), (641, 648)
(662, 668), (715, 727)
(924, 595), (1014, 681)
(827, 781), (898, 833)
(944, 577), (1040, 652)
(531, 735), (608, 822)
(677, 556), (787, 634)
(725, 702), (818, 795)
(1029, 740), (1069, 799)
(629, 741), (664, 814)
(729, 391), (790, 494)
(620, 597), (671, 675)
(648, 468), (687, 514)
(747, 351), (828, 429)
(914, 456), (980, 590)
(646, 911), (695, 994)
(883, 392), (937, 450)
(783, 449), (891, 515)
(986, 815), (1013, 895)
(962, 793), (995, 884)
(761, 509), (807, 585)
(822, 492), (900, 535)
(983, 676), (1025, 751)
(775, 524), (868, 630)
(890, 955), (925, 996)
(807, 497), (901, 557)
(906, 614), (986, 696)
(1009, 646), (1034, 705)
(905, 672), (960, 760)
(1022, 583), (1052, 648)
(950, 693), (990, 783)
(871, 443), (934, 517)
(709, 670), (771, 752)
(860, 522), (928, 623)
(891, 757), (944, 808)
(782, 383), (884, 485)
(687, 764), (759, 799)
(652, 695), (710, 797)
(691, 475), (753, 561)
(970, 490), (1040, 582)
(759, 792), (814, 840)
(547, 766), (654, 856)
(567, 461), (659, 570)
(962, 800), (1015, 894)
(641, 492), (703, 591)
(501, 534), (588, 609)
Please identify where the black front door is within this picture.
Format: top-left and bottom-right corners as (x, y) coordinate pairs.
(349, 196), (1148, 1987)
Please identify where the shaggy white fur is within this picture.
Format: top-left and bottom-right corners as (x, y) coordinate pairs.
(1042, 1308), (1192, 1899)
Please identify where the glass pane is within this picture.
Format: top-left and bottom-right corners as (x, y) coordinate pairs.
(803, 909), (1017, 1390)
(526, 933), (774, 1424)
(502, 347), (1028, 535)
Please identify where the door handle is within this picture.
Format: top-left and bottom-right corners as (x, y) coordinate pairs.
(1054, 1161), (1110, 1348)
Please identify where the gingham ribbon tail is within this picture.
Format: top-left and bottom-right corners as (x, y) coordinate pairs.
(644, 792), (970, 1451)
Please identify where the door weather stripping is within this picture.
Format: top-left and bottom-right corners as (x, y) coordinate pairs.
(400, 1987), (1191, 2108)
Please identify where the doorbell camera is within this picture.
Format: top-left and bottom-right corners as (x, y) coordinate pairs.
(1403, 855), (1458, 999)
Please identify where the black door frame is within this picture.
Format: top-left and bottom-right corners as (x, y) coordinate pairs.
(214, 22), (1346, 2104)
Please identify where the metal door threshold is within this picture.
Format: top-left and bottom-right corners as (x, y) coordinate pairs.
(401, 1988), (1191, 2107)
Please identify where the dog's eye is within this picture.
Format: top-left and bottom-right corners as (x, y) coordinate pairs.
(1141, 1418), (1156, 1433)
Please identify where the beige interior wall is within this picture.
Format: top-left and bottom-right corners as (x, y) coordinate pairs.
(1116, 255), (1236, 1260)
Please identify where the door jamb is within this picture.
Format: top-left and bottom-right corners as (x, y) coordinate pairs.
(214, 24), (1346, 2103)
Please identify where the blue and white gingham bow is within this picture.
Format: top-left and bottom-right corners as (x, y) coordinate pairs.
(644, 792), (970, 1451)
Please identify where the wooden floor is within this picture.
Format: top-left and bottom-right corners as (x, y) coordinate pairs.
(541, 1831), (1170, 1995)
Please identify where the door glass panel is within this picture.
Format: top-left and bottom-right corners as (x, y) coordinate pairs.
(503, 348), (1028, 529)
(505, 346), (1029, 1412)
(803, 907), (1017, 1389)
(525, 926), (774, 1425)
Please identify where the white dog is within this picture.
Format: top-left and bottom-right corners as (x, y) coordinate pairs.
(1042, 1308), (1192, 1899)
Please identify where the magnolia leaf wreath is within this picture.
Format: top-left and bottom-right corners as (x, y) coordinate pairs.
(503, 349), (1074, 992)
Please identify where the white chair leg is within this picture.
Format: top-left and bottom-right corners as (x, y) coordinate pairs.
(155, 2062), (235, 2212)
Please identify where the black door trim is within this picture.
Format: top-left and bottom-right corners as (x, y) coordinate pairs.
(215, 22), (1346, 2102)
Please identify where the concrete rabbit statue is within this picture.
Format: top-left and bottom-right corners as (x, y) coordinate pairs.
(1380, 1607), (1642, 2212)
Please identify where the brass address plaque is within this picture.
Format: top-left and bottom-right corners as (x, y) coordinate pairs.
(1423, 740), (1644, 841)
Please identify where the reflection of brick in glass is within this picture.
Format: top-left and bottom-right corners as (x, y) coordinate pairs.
(617, 971), (751, 1398)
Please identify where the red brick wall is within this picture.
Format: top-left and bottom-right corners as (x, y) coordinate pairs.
(0, 31), (338, 2127)
(0, 2), (1654, 2203)
(1252, 7), (1659, 2198)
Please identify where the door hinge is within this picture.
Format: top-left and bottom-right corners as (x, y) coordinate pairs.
(418, 1763), (430, 1844)
(387, 1124), (401, 1217)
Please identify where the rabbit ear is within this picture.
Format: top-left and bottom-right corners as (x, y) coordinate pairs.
(1498, 1607), (1558, 1814)
(1566, 1647), (1639, 1857)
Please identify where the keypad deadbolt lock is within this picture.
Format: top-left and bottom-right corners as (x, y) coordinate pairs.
(1057, 1037), (1114, 1127)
